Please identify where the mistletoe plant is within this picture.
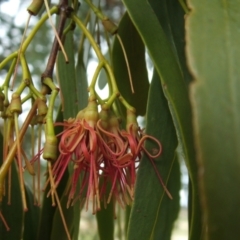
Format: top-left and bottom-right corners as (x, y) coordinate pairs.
(1, 0), (240, 240)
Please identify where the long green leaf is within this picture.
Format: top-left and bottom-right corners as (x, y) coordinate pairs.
(127, 70), (180, 240)
(0, 150), (23, 240)
(148, 0), (191, 84)
(50, 192), (74, 240)
(75, 33), (89, 111)
(186, 1), (240, 239)
(23, 184), (40, 240)
(122, 0), (202, 238)
(112, 12), (149, 116)
(57, 30), (78, 119)
(96, 199), (114, 240)
(57, 29), (83, 239)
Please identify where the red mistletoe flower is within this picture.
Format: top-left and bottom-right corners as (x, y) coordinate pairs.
(42, 102), (166, 213)
(51, 100), (101, 213)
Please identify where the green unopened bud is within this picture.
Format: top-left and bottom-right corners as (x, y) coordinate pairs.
(9, 93), (22, 114)
(27, 0), (44, 16)
(43, 136), (58, 161)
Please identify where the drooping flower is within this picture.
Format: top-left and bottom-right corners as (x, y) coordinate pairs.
(122, 109), (172, 199)
(96, 108), (133, 208)
(42, 101), (166, 213)
(52, 99), (101, 213)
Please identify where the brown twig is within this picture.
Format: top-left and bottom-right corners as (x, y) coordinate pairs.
(42, 1), (73, 80)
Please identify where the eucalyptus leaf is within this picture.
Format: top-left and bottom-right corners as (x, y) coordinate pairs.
(122, 0), (202, 238)
(50, 193), (74, 240)
(23, 184), (40, 240)
(112, 12), (149, 117)
(57, 30), (78, 119)
(96, 198), (114, 240)
(186, 1), (240, 238)
(0, 149), (23, 240)
(148, 0), (191, 84)
(127, 70), (180, 240)
(76, 35), (89, 111)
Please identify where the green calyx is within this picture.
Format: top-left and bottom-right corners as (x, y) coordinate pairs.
(27, 0), (44, 16)
(9, 93), (22, 114)
(76, 98), (99, 127)
(126, 109), (138, 133)
(43, 136), (58, 161)
(102, 19), (118, 35)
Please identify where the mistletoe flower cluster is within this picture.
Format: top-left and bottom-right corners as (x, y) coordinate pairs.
(48, 97), (162, 213)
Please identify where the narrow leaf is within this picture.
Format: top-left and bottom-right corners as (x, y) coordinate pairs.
(71, 203), (81, 240)
(75, 37), (88, 111)
(148, 0), (191, 84)
(57, 30), (78, 119)
(0, 150), (23, 240)
(186, 1), (240, 239)
(112, 12), (149, 116)
(50, 193), (74, 240)
(127, 70), (180, 239)
(122, 1), (202, 238)
(96, 199), (114, 240)
(23, 184), (40, 240)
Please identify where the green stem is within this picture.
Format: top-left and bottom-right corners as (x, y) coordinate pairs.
(72, 14), (104, 61)
(14, 112), (28, 211)
(0, 6), (59, 70)
(89, 62), (104, 95)
(72, 13), (135, 112)
(15, 55), (45, 100)
(72, 13), (119, 90)
(20, 54), (30, 81)
(42, 77), (59, 137)
(21, 93), (33, 104)
(1, 58), (17, 88)
(94, 92), (105, 105)
(0, 100), (38, 201)
(29, 84), (46, 100)
(103, 64), (118, 93)
(24, 57), (45, 100)
(84, 0), (107, 21)
(0, 53), (17, 71)
(118, 95), (135, 112)
(13, 55), (31, 96)
(3, 86), (9, 107)
(22, 6), (59, 53)
(63, 20), (75, 37)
